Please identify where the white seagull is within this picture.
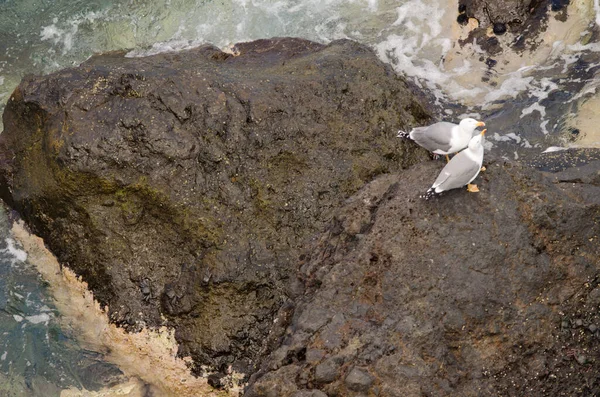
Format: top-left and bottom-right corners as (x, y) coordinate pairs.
(398, 118), (485, 161)
(424, 129), (486, 200)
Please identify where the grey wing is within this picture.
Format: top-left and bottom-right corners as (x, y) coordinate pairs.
(410, 122), (456, 152)
(432, 151), (481, 191)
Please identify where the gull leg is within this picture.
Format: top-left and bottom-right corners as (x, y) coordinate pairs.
(467, 184), (479, 193)
(445, 154), (450, 163)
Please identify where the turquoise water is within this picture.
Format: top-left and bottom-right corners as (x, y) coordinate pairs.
(0, 206), (123, 396)
(2, 0), (600, 394)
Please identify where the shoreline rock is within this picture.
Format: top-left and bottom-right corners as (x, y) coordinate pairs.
(246, 157), (600, 396)
(0, 37), (432, 377)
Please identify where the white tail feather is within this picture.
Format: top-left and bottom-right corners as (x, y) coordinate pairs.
(423, 187), (437, 200)
(397, 130), (410, 139)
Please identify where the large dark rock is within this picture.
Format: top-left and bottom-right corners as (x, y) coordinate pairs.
(245, 157), (600, 396)
(0, 38), (431, 376)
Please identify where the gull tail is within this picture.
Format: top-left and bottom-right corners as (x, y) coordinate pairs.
(397, 129), (411, 139)
(423, 187), (438, 201)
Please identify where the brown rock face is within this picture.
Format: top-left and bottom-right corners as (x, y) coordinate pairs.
(0, 38), (432, 376)
(246, 157), (600, 396)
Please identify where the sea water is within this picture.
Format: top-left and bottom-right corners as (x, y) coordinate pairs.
(0, 207), (128, 396)
(2, 0), (600, 394)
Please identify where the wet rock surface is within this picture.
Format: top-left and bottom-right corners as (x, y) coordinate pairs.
(457, 0), (553, 52)
(460, 0), (542, 27)
(0, 38), (432, 376)
(246, 156), (600, 396)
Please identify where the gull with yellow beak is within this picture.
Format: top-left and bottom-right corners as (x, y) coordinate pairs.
(424, 129), (487, 200)
(398, 118), (486, 161)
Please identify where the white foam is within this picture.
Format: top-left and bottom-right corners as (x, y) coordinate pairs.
(521, 102), (546, 118)
(5, 238), (27, 263)
(483, 73), (534, 104)
(493, 132), (523, 144)
(506, 133), (522, 143)
(13, 314), (23, 322)
(568, 41), (600, 52)
(374, 0), (462, 103)
(125, 39), (206, 58)
(40, 11), (107, 54)
(25, 313), (51, 324)
(0, 351), (6, 361)
(542, 146), (569, 153)
(540, 120), (550, 135)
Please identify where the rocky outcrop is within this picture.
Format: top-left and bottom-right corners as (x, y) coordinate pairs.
(4, 34), (599, 396)
(246, 155), (600, 396)
(0, 38), (432, 377)
(456, 0), (558, 53)
(459, 0), (545, 28)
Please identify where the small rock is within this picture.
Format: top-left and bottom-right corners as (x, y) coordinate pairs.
(314, 358), (342, 384)
(576, 355), (587, 365)
(297, 307), (331, 333)
(493, 22), (507, 35)
(487, 36), (500, 47)
(457, 14), (469, 25)
(458, 3), (467, 13)
(551, 0), (564, 11)
(485, 58), (497, 68)
(207, 372), (226, 389)
(306, 348), (326, 364)
(574, 319), (584, 327)
(345, 367), (375, 392)
(589, 324), (597, 333)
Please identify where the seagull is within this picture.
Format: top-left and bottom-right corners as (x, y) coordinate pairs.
(398, 118), (485, 161)
(424, 129), (486, 200)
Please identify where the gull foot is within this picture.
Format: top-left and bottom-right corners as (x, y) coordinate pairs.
(480, 166), (486, 172)
(467, 184), (479, 193)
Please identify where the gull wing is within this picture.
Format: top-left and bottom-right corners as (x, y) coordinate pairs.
(432, 150), (481, 192)
(410, 122), (456, 152)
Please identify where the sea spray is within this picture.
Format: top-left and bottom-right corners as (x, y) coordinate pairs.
(11, 221), (244, 397)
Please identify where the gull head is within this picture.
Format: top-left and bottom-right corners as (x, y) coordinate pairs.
(459, 118), (486, 134)
(468, 129), (486, 149)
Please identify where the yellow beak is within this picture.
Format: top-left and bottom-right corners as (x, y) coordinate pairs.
(476, 121), (486, 127)
(481, 129), (487, 136)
